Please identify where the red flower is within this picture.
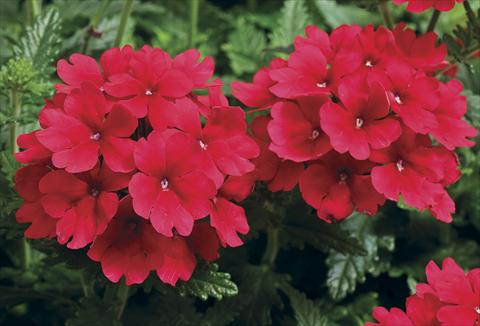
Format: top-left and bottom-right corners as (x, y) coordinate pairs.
(425, 258), (480, 325)
(129, 130), (216, 237)
(36, 83), (137, 173)
(269, 45), (341, 98)
(393, 0), (464, 13)
(15, 165), (56, 239)
(392, 24), (447, 72)
(320, 80), (401, 160)
(88, 196), (219, 285)
(430, 80), (477, 150)
(56, 46), (133, 94)
(268, 97), (331, 162)
(103, 46), (195, 118)
(370, 127), (458, 221)
(232, 58), (286, 109)
(380, 60), (440, 135)
(299, 152), (385, 222)
(366, 307), (413, 326)
(150, 97), (259, 187)
(39, 163), (131, 248)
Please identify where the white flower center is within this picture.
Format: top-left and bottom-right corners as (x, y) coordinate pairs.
(316, 82), (327, 88)
(199, 140), (208, 150)
(90, 132), (101, 141)
(365, 60), (373, 67)
(160, 178), (169, 190)
(311, 129), (320, 139)
(355, 118), (364, 129)
(475, 306), (480, 314)
(339, 173), (348, 183)
(90, 187), (100, 197)
(145, 89), (153, 96)
(396, 160), (405, 172)
(394, 95), (403, 105)
(99, 86), (105, 92)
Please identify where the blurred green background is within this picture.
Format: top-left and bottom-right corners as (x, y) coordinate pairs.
(0, 0), (479, 325)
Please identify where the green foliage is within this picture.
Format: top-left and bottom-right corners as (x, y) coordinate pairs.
(178, 263), (238, 300)
(13, 8), (62, 75)
(269, 0), (311, 47)
(0, 59), (38, 92)
(283, 285), (328, 326)
(66, 296), (120, 326)
(222, 19), (267, 76)
(326, 213), (395, 301)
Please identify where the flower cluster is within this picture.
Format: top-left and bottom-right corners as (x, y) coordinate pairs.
(367, 257), (480, 326)
(232, 24), (476, 223)
(15, 45), (258, 285)
(393, 0), (464, 13)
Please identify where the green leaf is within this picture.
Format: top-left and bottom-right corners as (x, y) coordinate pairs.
(313, 0), (380, 27)
(13, 8), (62, 75)
(66, 296), (120, 326)
(326, 292), (378, 326)
(283, 285), (328, 326)
(326, 213), (395, 301)
(269, 0), (311, 47)
(178, 263), (238, 301)
(222, 19), (267, 75)
(235, 265), (289, 326)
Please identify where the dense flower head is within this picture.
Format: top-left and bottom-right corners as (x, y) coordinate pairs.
(232, 24), (476, 223)
(14, 45), (258, 286)
(367, 257), (480, 326)
(393, 0), (464, 13)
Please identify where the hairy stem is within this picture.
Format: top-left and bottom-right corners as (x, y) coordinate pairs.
(116, 283), (130, 320)
(83, 0), (112, 53)
(427, 10), (441, 32)
(378, 0), (394, 30)
(262, 228), (279, 267)
(9, 89), (20, 154)
(114, 0), (134, 47)
(188, 0), (200, 48)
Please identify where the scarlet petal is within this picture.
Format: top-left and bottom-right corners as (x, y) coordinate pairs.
(133, 133), (166, 177)
(188, 222), (220, 262)
(317, 183), (354, 221)
(118, 95), (149, 118)
(208, 140), (256, 176)
(101, 136), (136, 173)
(15, 165), (50, 201)
(103, 73), (145, 98)
(437, 305), (477, 326)
(350, 176), (385, 215)
(299, 164), (335, 209)
(129, 173), (161, 219)
(156, 69), (193, 98)
(16, 202), (57, 239)
(124, 253), (151, 285)
(56, 53), (103, 92)
(101, 105), (138, 137)
(171, 171), (216, 219)
(365, 118), (402, 150)
(150, 190), (194, 237)
(52, 141), (100, 173)
(101, 247), (125, 283)
(155, 236), (196, 286)
(268, 160), (304, 192)
(210, 198), (249, 247)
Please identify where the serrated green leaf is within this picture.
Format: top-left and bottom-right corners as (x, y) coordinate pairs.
(283, 285), (328, 326)
(13, 8), (62, 75)
(235, 265), (289, 326)
(269, 0), (311, 48)
(222, 19), (267, 75)
(178, 263), (238, 301)
(66, 296), (120, 326)
(326, 214), (395, 301)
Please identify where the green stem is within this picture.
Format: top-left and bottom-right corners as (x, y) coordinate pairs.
(103, 283), (116, 302)
(83, 0), (113, 53)
(188, 0), (200, 48)
(9, 89), (20, 154)
(261, 228), (279, 267)
(114, 0), (134, 47)
(26, 0), (41, 25)
(427, 10), (441, 33)
(378, 0), (394, 30)
(80, 271), (93, 298)
(116, 283), (130, 320)
(463, 1), (480, 37)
